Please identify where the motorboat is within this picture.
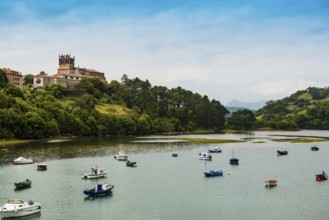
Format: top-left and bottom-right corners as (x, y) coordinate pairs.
(126, 161), (137, 167)
(114, 151), (128, 161)
(37, 163), (47, 171)
(81, 166), (108, 179)
(265, 179), (278, 187)
(204, 168), (225, 177)
(316, 171), (328, 181)
(277, 150), (288, 156)
(0, 199), (41, 218)
(14, 179), (31, 190)
(172, 153), (178, 157)
(13, 157), (33, 165)
(199, 152), (212, 160)
(208, 147), (222, 153)
(311, 145), (319, 151)
(83, 183), (114, 197)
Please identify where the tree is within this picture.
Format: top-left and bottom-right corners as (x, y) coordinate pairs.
(0, 69), (9, 88)
(23, 74), (34, 86)
(228, 109), (256, 130)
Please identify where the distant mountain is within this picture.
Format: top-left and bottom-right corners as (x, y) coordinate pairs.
(226, 99), (267, 111)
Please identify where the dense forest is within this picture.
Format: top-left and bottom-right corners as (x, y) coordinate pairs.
(2, 68), (328, 139)
(256, 87), (329, 130)
(0, 70), (229, 139)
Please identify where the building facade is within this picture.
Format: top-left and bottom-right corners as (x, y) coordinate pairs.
(1, 67), (23, 87)
(33, 54), (106, 89)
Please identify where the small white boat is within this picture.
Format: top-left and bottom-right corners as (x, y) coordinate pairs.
(13, 157), (34, 165)
(81, 166), (108, 179)
(114, 151), (128, 161)
(0, 199), (41, 218)
(199, 152), (212, 160)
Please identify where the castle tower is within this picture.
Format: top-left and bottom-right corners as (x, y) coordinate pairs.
(57, 54), (75, 75)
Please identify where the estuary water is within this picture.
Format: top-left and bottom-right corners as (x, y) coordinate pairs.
(0, 131), (329, 220)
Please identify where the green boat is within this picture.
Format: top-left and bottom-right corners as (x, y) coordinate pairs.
(14, 179), (32, 190)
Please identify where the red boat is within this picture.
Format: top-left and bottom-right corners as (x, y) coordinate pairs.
(316, 172), (328, 181)
(265, 179), (278, 187)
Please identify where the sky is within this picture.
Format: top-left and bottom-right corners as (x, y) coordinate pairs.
(1, 0), (329, 105)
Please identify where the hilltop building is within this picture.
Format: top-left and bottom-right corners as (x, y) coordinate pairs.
(1, 67), (23, 87)
(33, 54), (106, 89)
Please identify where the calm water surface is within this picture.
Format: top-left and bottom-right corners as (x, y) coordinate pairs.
(0, 131), (329, 220)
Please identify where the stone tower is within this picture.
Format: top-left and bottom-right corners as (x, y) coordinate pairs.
(58, 54), (75, 75)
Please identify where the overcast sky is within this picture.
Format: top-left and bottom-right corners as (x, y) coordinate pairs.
(1, 0), (329, 105)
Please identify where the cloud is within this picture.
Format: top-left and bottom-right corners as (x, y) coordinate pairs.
(1, 1), (329, 104)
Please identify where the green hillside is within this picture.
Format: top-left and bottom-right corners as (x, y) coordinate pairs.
(255, 87), (329, 130)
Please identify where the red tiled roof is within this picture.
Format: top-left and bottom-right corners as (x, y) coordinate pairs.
(1, 68), (22, 76)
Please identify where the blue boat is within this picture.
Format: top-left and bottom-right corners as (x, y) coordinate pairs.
(230, 158), (239, 165)
(230, 148), (239, 165)
(208, 147), (222, 153)
(126, 161), (137, 167)
(204, 168), (225, 177)
(83, 183), (114, 197)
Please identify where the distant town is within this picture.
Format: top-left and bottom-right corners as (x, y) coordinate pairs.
(1, 54), (106, 89)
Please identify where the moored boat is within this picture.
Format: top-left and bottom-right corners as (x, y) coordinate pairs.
(277, 150), (288, 156)
(208, 147), (222, 153)
(0, 199), (41, 218)
(14, 179), (31, 190)
(37, 163), (47, 171)
(126, 161), (137, 167)
(199, 152), (212, 160)
(230, 148), (239, 165)
(83, 183), (114, 197)
(230, 158), (239, 165)
(316, 171), (328, 181)
(265, 179), (278, 187)
(311, 145), (319, 151)
(204, 168), (225, 177)
(13, 157), (33, 165)
(81, 166), (108, 179)
(114, 151), (128, 161)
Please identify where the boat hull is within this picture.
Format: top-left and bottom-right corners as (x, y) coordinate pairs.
(114, 155), (128, 161)
(204, 169), (225, 177)
(81, 173), (107, 179)
(14, 180), (31, 190)
(0, 201), (41, 219)
(316, 174), (328, 181)
(83, 184), (114, 197)
(265, 180), (278, 187)
(37, 164), (47, 171)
